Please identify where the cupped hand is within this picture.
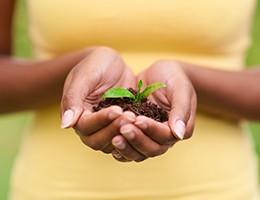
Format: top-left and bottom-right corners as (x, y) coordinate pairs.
(60, 46), (136, 153)
(112, 60), (197, 162)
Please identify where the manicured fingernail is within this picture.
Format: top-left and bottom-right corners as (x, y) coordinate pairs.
(112, 138), (126, 150)
(135, 119), (148, 130)
(121, 126), (135, 139)
(174, 120), (186, 140)
(113, 151), (122, 159)
(108, 107), (122, 120)
(124, 111), (136, 121)
(108, 111), (121, 120)
(61, 109), (75, 129)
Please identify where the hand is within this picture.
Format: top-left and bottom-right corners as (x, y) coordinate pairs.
(111, 115), (174, 162)
(112, 60), (197, 162)
(60, 46), (136, 153)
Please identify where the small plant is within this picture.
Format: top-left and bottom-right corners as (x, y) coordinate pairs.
(102, 80), (166, 103)
(94, 80), (168, 122)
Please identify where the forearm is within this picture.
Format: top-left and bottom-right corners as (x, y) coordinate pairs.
(184, 64), (260, 120)
(0, 48), (92, 113)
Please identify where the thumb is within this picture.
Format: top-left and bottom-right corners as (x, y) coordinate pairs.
(60, 73), (87, 129)
(167, 80), (192, 140)
(60, 106), (83, 129)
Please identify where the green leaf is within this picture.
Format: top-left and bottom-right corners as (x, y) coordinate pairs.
(102, 88), (135, 99)
(137, 80), (143, 93)
(135, 80), (143, 102)
(140, 82), (166, 99)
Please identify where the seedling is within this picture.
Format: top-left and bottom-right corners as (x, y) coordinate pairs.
(94, 80), (168, 122)
(102, 80), (166, 103)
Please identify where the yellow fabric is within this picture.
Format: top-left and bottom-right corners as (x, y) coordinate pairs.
(10, 0), (259, 199)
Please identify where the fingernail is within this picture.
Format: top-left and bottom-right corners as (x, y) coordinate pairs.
(108, 108), (122, 120)
(108, 110), (122, 120)
(113, 151), (122, 159)
(124, 111), (136, 122)
(121, 126), (135, 140)
(135, 119), (148, 130)
(61, 109), (75, 129)
(112, 138), (126, 150)
(173, 120), (186, 140)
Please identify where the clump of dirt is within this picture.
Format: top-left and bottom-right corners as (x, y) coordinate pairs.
(93, 88), (168, 122)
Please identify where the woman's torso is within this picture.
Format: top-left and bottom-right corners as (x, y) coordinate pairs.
(10, 0), (259, 199)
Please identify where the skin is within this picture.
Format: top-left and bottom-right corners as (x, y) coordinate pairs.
(1, 0), (260, 163)
(60, 47), (136, 154)
(0, 0), (104, 112)
(111, 61), (260, 162)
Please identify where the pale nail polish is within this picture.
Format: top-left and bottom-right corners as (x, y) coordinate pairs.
(112, 138), (126, 150)
(61, 109), (75, 129)
(127, 113), (136, 121)
(121, 127), (135, 139)
(108, 107), (122, 120)
(135, 120), (148, 130)
(173, 120), (186, 140)
(108, 111), (120, 120)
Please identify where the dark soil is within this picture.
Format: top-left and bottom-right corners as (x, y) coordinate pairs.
(93, 88), (168, 122)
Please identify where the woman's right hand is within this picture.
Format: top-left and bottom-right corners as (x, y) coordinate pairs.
(111, 60), (197, 162)
(60, 46), (136, 153)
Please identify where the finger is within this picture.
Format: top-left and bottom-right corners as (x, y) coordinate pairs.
(60, 107), (84, 129)
(80, 111), (135, 151)
(120, 124), (169, 158)
(101, 144), (114, 154)
(60, 67), (93, 129)
(112, 150), (130, 162)
(60, 47), (124, 129)
(75, 106), (123, 136)
(60, 73), (85, 129)
(112, 135), (146, 162)
(167, 79), (193, 140)
(184, 93), (197, 139)
(134, 116), (176, 145)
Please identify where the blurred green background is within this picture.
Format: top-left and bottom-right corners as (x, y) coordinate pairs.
(0, 0), (260, 199)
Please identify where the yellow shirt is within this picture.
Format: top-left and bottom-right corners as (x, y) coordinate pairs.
(10, 0), (259, 199)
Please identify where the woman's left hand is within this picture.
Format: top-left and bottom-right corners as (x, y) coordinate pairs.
(112, 60), (197, 162)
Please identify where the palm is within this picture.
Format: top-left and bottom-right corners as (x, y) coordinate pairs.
(62, 47), (136, 113)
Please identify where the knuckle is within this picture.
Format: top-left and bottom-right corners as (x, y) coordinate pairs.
(81, 136), (102, 151)
(102, 146), (114, 154)
(61, 93), (74, 109)
(74, 121), (88, 136)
